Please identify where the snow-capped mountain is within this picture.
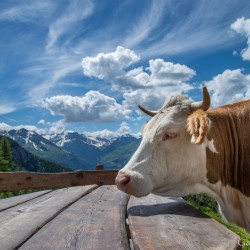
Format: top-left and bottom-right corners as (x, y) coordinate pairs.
(0, 134), (71, 173)
(44, 131), (111, 149)
(0, 129), (141, 170)
(44, 131), (111, 167)
(0, 128), (85, 170)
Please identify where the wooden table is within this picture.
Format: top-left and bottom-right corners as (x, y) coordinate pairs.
(0, 185), (240, 250)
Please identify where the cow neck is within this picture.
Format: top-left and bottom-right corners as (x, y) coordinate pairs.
(205, 101), (250, 197)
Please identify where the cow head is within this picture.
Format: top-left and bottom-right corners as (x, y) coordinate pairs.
(116, 87), (211, 197)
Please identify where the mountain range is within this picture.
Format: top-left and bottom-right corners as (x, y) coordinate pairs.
(0, 129), (141, 170)
(0, 135), (72, 173)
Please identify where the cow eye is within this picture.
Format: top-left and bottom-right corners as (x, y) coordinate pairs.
(163, 133), (177, 141)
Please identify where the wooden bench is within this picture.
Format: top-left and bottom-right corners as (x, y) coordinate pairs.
(0, 171), (240, 249)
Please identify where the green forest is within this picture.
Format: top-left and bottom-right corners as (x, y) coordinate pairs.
(0, 137), (15, 172)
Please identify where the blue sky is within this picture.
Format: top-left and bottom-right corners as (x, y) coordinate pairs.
(0, 0), (250, 137)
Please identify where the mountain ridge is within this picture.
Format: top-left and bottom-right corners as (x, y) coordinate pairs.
(0, 135), (72, 173)
(0, 129), (141, 170)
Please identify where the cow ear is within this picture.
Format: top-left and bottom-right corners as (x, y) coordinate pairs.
(187, 109), (210, 144)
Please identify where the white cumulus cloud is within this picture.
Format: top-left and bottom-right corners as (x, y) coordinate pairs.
(0, 122), (13, 131)
(0, 122), (46, 134)
(231, 17), (250, 61)
(82, 47), (195, 90)
(206, 69), (250, 107)
(48, 120), (65, 134)
(147, 59), (195, 84)
(82, 46), (140, 91)
(43, 90), (131, 123)
(81, 46), (195, 109)
(84, 122), (137, 138)
(38, 119), (51, 125)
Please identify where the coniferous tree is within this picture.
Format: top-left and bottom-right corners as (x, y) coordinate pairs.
(0, 148), (9, 172)
(1, 137), (11, 162)
(0, 137), (11, 172)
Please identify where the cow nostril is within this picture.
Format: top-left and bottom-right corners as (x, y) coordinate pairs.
(115, 174), (130, 192)
(121, 176), (130, 187)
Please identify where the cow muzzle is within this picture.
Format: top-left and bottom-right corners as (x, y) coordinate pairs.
(115, 172), (131, 193)
(115, 170), (153, 197)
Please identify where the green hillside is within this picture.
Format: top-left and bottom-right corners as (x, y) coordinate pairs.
(100, 136), (140, 169)
(0, 135), (72, 173)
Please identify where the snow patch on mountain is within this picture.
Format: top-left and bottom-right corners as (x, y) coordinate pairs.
(44, 133), (72, 147)
(44, 131), (111, 149)
(85, 135), (111, 148)
(32, 142), (38, 150)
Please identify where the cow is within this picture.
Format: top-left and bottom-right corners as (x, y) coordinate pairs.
(115, 87), (250, 232)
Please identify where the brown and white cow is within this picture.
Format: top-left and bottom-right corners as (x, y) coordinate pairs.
(116, 87), (250, 232)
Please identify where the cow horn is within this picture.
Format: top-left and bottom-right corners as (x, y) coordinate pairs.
(138, 105), (158, 117)
(191, 86), (210, 111)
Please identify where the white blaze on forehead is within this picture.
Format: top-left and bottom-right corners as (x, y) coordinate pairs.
(205, 138), (218, 153)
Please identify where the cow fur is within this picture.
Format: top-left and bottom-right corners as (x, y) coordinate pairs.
(187, 100), (250, 197)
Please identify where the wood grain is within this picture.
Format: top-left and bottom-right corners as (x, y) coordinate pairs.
(0, 185), (97, 249)
(0, 170), (118, 191)
(19, 186), (129, 250)
(128, 194), (240, 250)
(0, 190), (51, 211)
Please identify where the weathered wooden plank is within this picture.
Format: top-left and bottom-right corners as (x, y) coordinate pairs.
(0, 185), (97, 250)
(0, 170), (118, 191)
(0, 190), (51, 211)
(128, 195), (240, 250)
(20, 186), (130, 250)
